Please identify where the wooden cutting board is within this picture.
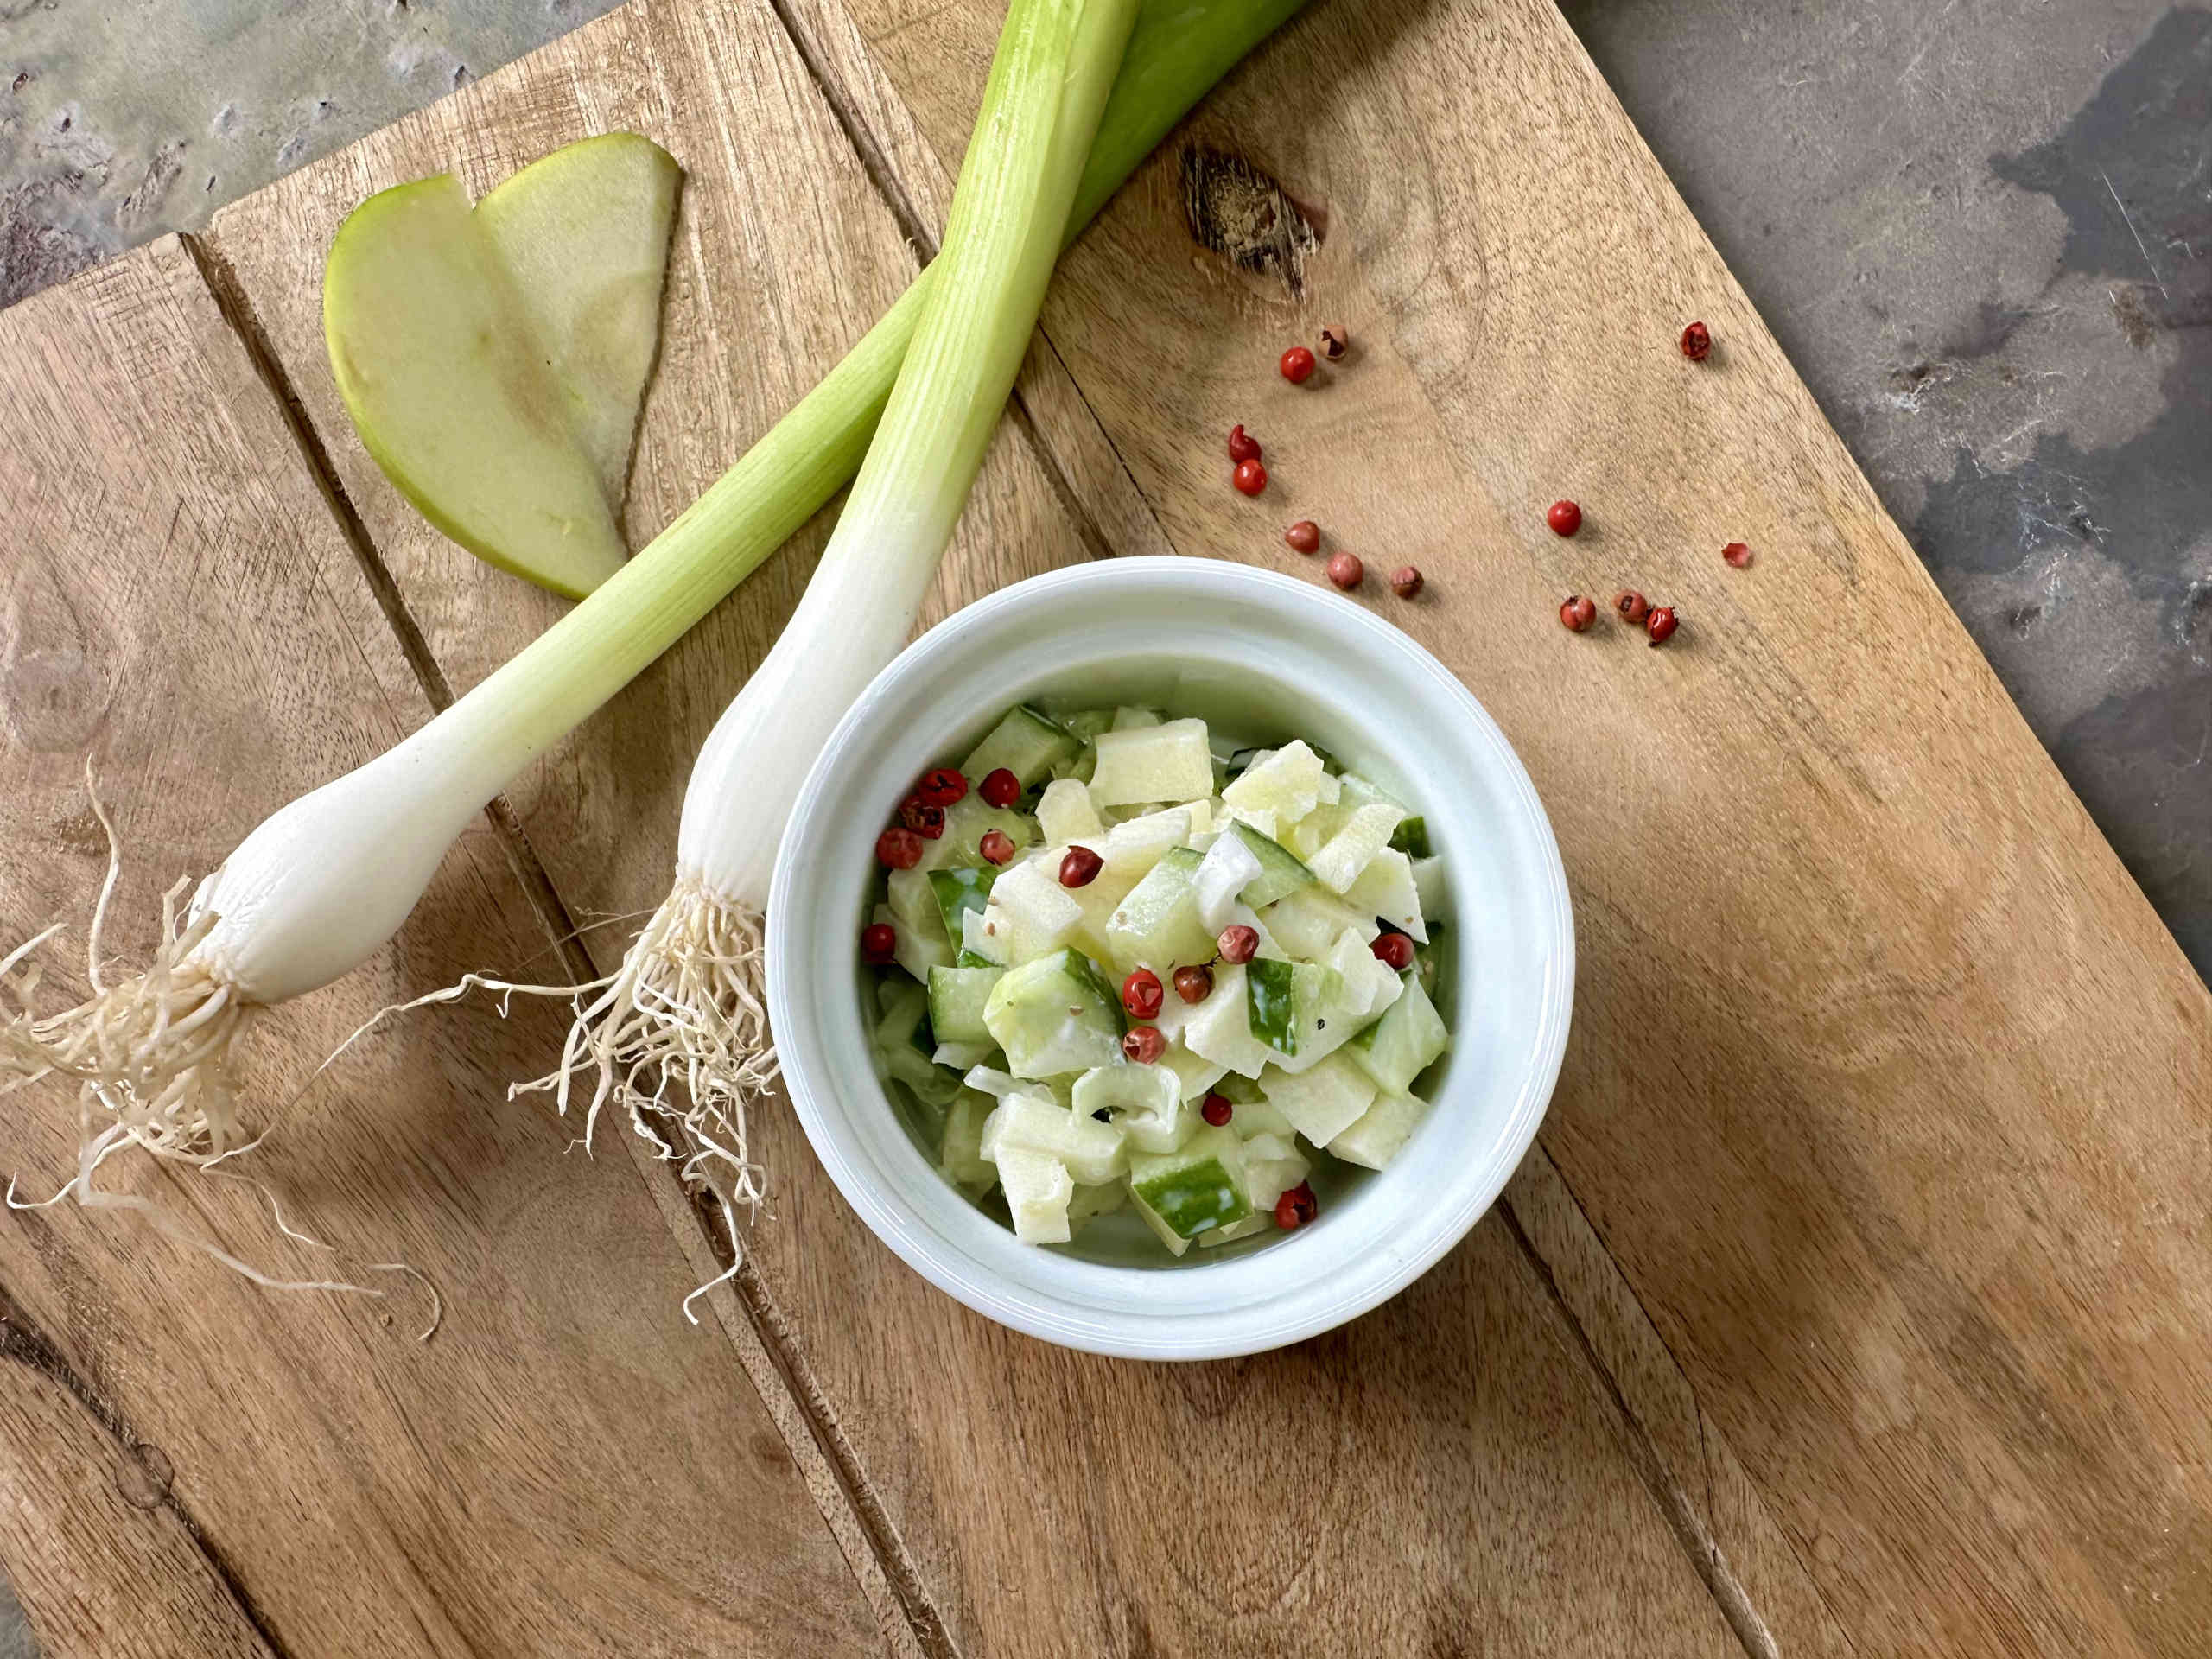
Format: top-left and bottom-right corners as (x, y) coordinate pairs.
(3, 1), (2205, 1656)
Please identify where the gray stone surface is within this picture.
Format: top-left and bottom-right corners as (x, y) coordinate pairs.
(0, 1), (2205, 1649)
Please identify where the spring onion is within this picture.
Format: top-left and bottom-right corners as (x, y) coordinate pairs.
(534, 0), (1137, 1215)
(1, 0), (1305, 1182)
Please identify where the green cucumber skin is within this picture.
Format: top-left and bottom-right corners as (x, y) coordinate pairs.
(1130, 1158), (1251, 1238)
(1389, 815), (1431, 859)
(1229, 821), (1316, 907)
(927, 865), (998, 938)
(1246, 957), (1297, 1055)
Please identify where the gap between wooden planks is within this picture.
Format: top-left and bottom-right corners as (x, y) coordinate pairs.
(197, 0), (1781, 1655)
(814, 0), (2212, 1654)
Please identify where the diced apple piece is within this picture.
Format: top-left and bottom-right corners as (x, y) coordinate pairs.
(1197, 1213), (1272, 1248)
(1237, 1129), (1311, 1211)
(1037, 778), (1104, 844)
(982, 857), (1083, 962)
(1329, 1090), (1428, 1170)
(996, 1148), (1074, 1243)
(1094, 806), (1192, 879)
(982, 1090), (1128, 1185)
(1412, 855), (1448, 921)
(1110, 706), (1164, 729)
(325, 174), (627, 597)
(1344, 848), (1427, 942)
(1160, 1043), (1229, 1104)
(1260, 1053), (1378, 1145)
(1306, 804), (1406, 893)
(1090, 718), (1213, 807)
(1260, 887), (1378, 958)
(1068, 1180), (1130, 1228)
(1191, 830), (1262, 933)
(1223, 740), (1327, 822)
(1324, 926), (1406, 1020)
(1220, 804), (1279, 842)
(473, 132), (680, 510)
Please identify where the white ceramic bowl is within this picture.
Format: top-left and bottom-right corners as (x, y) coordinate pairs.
(768, 558), (1572, 1360)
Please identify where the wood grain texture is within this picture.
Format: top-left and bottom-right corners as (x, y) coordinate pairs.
(0, 239), (883, 1658)
(206, 1), (1765, 1653)
(827, 0), (2212, 1654)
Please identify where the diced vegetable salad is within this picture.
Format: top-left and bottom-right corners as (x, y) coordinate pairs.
(864, 704), (1450, 1255)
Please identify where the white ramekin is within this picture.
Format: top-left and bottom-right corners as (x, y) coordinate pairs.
(767, 558), (1573, 1360)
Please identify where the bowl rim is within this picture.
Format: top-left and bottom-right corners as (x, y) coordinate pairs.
(767, 557), (1573, 1359)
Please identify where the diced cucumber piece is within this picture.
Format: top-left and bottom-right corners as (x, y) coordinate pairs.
(1329, 1090), (1428, 1170)
(874, 979), (929, 1050)
(1306, 804), (1405, 893)
(1129, 1186), (1192, 1257)
(1340, 772), (1408, 812)
(1237, 1128), (1311, 1211)
(1073, 1062), (1189, 1153)
(880, 1039), (962, 1112)
(1109, 705), (1163, 730)
(1227, 822), (1315, 908)
(1128, 1126), (1252, 1241)
(1097, 806), (1192, 878)
(1245, 957), (1300, 1057)
(957, 906), (1005, 967)
(982, 948), (1125, 1078)
(927, 865), (998, 940)
(1036, 777), (1103, 844)
(932, 1040), (995, 1071)
(1090, 718), (1214, 807)
(1222, 804), (1279, 842)
(1389, 816), (1431, 859)
(1191, 830), (1262, 932)
(961, 705), (1077, 788)
(939, 1091), (995, 1192)
(1197, 1213), (1271, 1249)
(1348, 970), (1449, 1095)
(1269, 959), (1371, 1075)
(982, 857), (1083, 963)
(1344, 849), (1426, 942)
(1260, 1053), (1377, 1145)
(927, 964), (1001, 1046)
(996, 1147), (1073, 1243)
(981, 1090), (1128, 1185)
(1221, 740), (1326, 822)
(918, 796), (1037, 872)
(1183, 798), (1217, 836)
(1213, 1071), (1264, 1104)
(1056, 708), (1116, 741)
(1415, 920), (1452, 1006)
(1105, 846), (1213, 974)
(1181, 963), (1278, 1079)
(1314, 769), (1343, 806)
(1255, 885), (1374, 958)
(884, 874), (953, 979)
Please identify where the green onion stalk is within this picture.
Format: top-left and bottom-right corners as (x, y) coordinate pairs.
(0, 0), (1307, 1213)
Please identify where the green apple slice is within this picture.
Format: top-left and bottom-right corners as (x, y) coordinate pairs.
(324, 173), (628, 598)
(474, 132), (681, 509)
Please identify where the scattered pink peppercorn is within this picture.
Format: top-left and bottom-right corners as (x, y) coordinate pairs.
(1614, 590), (1649, 626)
(1274, 1181), (1319, 1230)
(1173, 963), (1214, 1004)
(1233, 457), (1268, 496)
(1122, 968), (1165, 1021)
(1319, 324), (1349, 361)
(978, 766), (1021, 809)
(1646, 606), (1680, 647)
(1371, 932), (1414, 971)
(861, 923), (897, 965)
(1280, 345), (1317, 384)
(914, 767), (968, 807)
(1059, 846), (1103, 888)
(1389, 565), (1424, 600)
(1722, 541), (1753, 569)
(978, 830), (1016, 865)
(1285, 519), (1321, 556)
(1227, 423), (1262, 464)
(1326, 550), (1364, 591)
(875, 828), (923, 869)
(898, 797), (945, 838)
(1217, 924), (1259, 964)
(1122, 1026), (1166, 1065)
(1547, 499), (1583, 537)
(1681, 321), (1713, 361)
(1560, 594), (1597, 632)
(1200, 1092), (1234, 1128)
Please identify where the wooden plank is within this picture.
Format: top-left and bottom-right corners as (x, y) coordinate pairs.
(821, 1), (2212, 1654)
(207, 1), (1760, 1653)
(0, 239), (885, 1657)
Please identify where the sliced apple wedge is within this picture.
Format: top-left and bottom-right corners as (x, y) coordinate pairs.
(476, 132), (681, 511)
(325, 175), (627, 598)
